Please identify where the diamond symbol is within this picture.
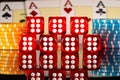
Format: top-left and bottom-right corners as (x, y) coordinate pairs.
(30, 10), (38, 16)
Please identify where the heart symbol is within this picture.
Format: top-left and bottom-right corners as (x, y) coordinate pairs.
(64, 8), (72, 13)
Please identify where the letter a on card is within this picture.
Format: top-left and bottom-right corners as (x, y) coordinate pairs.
(25, 1), (40, 16)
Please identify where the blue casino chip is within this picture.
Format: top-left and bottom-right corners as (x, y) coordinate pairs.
(92, 19), (120, 77)
(93, 24), (120, 31)
(92, 71), (120, 77)
(92, 19), (120, 24)
(92, 30), (120, 34)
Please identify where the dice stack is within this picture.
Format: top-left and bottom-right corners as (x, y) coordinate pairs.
(92, 19), (120, 76)
(82, 34), (101, 70)
(0, 23), (26, 74)
(18, 16), (102, 80)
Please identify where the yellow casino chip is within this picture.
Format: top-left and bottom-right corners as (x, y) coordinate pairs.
(0, 50), (19, 54)
(0, 32), (24, 35)
(0, 34), (22, 39)
(0, 64), (19, 67)
(0, 23), (26, 28)
(0, 27), (26, 32)
(0, 67), (20, 71)
(0, 71), (25, 75)
(0, 45), (18, 50)
(0, 61), (19, 65)
(0, 68), (21, 71)
(0, 58), (19, 61)
(0, 23), (26, 50)
(0, 63), (19, 66)
(0, 57), (18, 61)
(0, 53), (18, 57)
(0, 39), (19, 43)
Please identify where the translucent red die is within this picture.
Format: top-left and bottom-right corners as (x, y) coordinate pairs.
(19, 52), (36, 70)
(26, 17), (44, 34)
(49, 69), (66, 80)
(49, 17), (66, 34)
(70, 17), (90, 34)
(70, 70), (88, 80)
(19, 34), (36, 52)
(61, 54), (78, 70)
(61, 35), (79, 53)
(83, 34), (101, 53)
(83, 52), (101, 70)
(40, 53), (57, 70)
(26, 70), (44, 80)
(39, 34), (57, 53)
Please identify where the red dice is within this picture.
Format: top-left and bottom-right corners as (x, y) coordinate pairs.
(83, 53), (101, 70)
(39, 35), (57, 53)
(19, 52), (36, 70)
(83, 34), (101, 53)
(70, 70), (88, 80)
(61, 35), (79, 53)
(49, 69), (66, 80)
(26, 70), (44, 80)
(61, 54), (78, 70)
(26, 17), (44, 34)
(70, 17), (90, 34)
(40, 54), (57, 70)
(19, 34), (36, 52)
(49, 17), (66, 34)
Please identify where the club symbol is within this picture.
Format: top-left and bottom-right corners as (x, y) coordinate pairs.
(96, 8), (106, 15)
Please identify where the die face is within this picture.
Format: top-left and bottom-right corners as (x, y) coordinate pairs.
(40, 53), (57, 70)
(61, 54), (78, 70)
(19, 52), (36, 70)
(61, 35), (79, 53)
(83, 34), (101, 53)
(70, 70), (88, 80)
(83, 53), (101, 70)
(49, 70), (66, 80)
(39, 35), (57, 53)
(27, 70), (44, 80)
(49, 17), (66, 34)
(27, 17), (44, 34)
(19, 34), (36, 52)
(70, 17), (89, 34)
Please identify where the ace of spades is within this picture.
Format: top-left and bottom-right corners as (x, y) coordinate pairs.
(0, 3), (13, 23)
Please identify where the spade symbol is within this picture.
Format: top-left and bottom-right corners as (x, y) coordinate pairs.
(2, 12), (11, 19)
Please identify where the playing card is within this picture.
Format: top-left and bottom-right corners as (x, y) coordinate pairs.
(25, 1), (40, 16)
(0, 2), (25, 23)
(93, 0), (107, 19)
(25, 0), (60, 17)
(0, 2), (13, 23)
(61, 0), (74, 34)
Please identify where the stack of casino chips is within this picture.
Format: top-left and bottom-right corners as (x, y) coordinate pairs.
(92, 19), (120, 76)
(0, 23), (26, 75)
